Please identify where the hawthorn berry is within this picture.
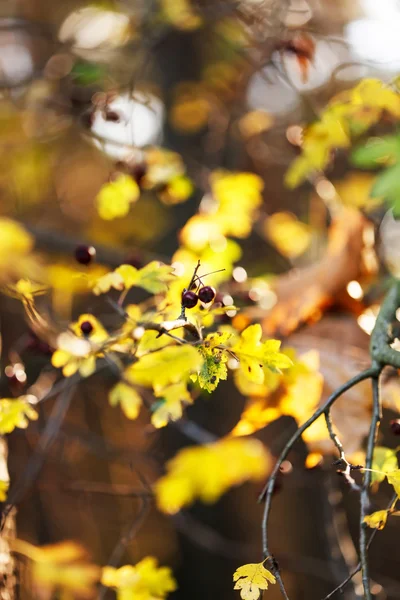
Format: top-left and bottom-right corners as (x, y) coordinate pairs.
(132, 163), (147, 186)
(390, 419), (400, 435)
(198, 286), (216, 304)
(75, 245), (96, 265)
(80, 320), (94, 336)
(182, 290), (198, 309)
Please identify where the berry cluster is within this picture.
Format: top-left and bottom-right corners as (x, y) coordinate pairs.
(182, 285), (216, 309)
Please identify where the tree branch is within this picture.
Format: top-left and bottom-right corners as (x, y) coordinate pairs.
(359, 375), (381, 600)
(258, 366), (380, 598)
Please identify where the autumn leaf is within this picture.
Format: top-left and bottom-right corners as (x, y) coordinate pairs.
(96, 174), (140, 220)
(127, 345), (203, 391)
(364, 510), (389, 530)
(285, 78), (400, 189)
(230, 350), (324, 444)
(93, 262), (175, 296)
(0, 397), (38, 434)
(196, 331), (231, 392)
(0, 480), (9, 502)
(386, 470), (400, 496)
(152, 382), (192, 428)
(12, 539), (100, 597)
(264, 212), (311, 259)
(233, 562), (276, 600)
(371, 446), (398, 485)
(101, 557), (177, 600)
(155, 438), (270, 513)
(232, 324), (292, 385)
(109, 382), (142, 420)
(133, 261), (175, 294)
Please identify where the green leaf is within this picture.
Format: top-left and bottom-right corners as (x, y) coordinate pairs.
(70, 61), (106, 86)
(135, 261), (175, 294)
(351, 136), (400, 169)
(370, 164), (400, 216)
(371, 164), (400, 198)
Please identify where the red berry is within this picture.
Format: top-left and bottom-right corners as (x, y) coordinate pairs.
(132, 164), (147, 186)
(124, 253), (143, 269)
(80, 321), (94, 335)
(198, 286), (216, 304)
(390, 420), (400, 435)
(75, 245), (96, 265)
(104, 110), (121, 122)
(182, 290), (198, 309)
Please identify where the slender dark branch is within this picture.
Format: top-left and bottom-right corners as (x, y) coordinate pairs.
(359, 375), (382, 600)
(321, 491), (397, 600)
(324, 409), (361, 491)
(1, 385), (75, 526)
(98, 497), (151, 600)
(258, 366), (380, 599)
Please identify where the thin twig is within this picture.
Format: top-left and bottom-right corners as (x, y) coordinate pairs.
(324, 409), (361, 491)
(1, 385), (75, 527)
(321, 491), (398, 600)
(258, 366), (380, 599)
(98, 497), (151, 600)
(359, 374), (382, 600)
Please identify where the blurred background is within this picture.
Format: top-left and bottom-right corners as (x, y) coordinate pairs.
(3, 1), (400, 599)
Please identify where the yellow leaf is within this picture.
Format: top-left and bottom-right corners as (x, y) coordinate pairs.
(134, 261), (175, 294)
(231, 350), (323, 441)
(152, 382), (192, 428)
(334, 172), (383, 211)
(264, 212), (311, 259)
(159, 174), (194, 204)
(109, 382), (142, 420)
(386, 469), (400, 496)
(372, 447), (398, 485)
(94, 262), (174, 296)
(0, 397), (38, 434)
(232, 324), (292, 385)
(364, 510), (389, 530)
(351, 79), (400, 118)
(96, 174), (140, 220)
(0, 480), (9, 501)
(197, 332), (231, 392)
(13, 539), (100, 596)
(92, 271), (124, 295)
(155, 438), (270, 513)
(127, 345), (203, 391)
(233, 562), (276, 600)
(101, 557), (177, 600)
(115, 264), (139, 289)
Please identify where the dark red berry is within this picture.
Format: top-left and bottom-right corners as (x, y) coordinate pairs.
(104, 110), (121, 122)
(390, 419), (400, 435)
(182, 290), (198, 309)
(80, 321), (94, 336)
(124, 253), (143, 269)
(198, 286), (216, 304)
(132, 163), (147, 186)
(75, 245), (96, 265)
